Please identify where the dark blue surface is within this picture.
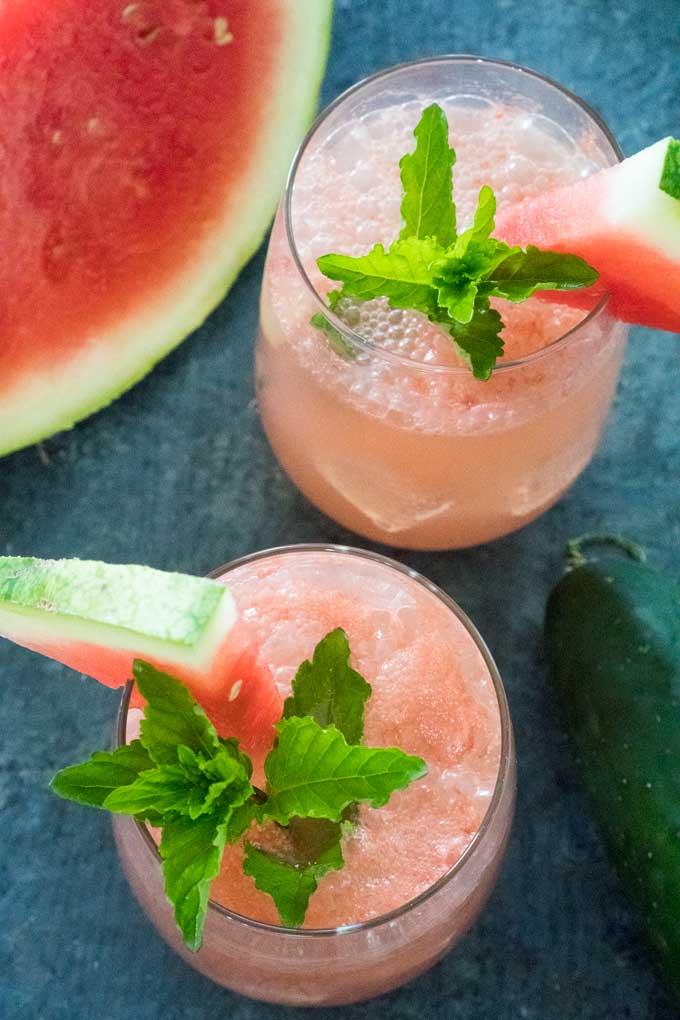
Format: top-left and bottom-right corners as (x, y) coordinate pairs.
(2, 2), (680, 1017)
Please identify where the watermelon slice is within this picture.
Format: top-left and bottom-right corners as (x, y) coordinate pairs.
(495, 137), (680, 333)
(0, 0), (332, 457)
(0, 557), (282, 750)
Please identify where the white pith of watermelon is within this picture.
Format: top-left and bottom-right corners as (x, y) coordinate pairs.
(0, 557), (282, 750)
(495, 137), (680, 333)
(0, 0), (332, 458)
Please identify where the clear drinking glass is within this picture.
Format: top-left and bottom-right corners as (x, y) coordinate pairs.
(112, 545), (516, 1006)
(256, 57), (627, 550)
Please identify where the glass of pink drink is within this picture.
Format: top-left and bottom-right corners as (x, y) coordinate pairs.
(113, 545), (515, 1006)
(257, 57), (628, 550)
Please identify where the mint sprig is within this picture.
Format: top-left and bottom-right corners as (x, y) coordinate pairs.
(313, 103), (599, 379)
(53, 663), (255, 948)
(51, 630), (427, 947)
(245, 629), (370, 918)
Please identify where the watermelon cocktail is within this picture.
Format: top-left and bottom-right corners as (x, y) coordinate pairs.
(0, 548), (513, 1006)
(257, 57), (627, 549)
(113, 546), (515, 1005)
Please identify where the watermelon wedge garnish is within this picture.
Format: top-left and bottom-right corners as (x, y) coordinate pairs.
(495, 137), (680, 333)
(0, 557), (282, 751)
(0, 0), (332, 457)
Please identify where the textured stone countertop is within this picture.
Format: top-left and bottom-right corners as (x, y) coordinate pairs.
(2, 2), (679, 1018)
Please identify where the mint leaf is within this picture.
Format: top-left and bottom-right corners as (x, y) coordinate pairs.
(243, 839), (344, 928)
(431, 299), (504, 381)
(134, 660), (221, 765)
(433, 239), (513, 323)
(317, 237), (442, 311)
(310, 312), (358, 361)
(159, 815), (228, 951)
(216, 738), (253, 779)
(199, 750), (255, 820)
(261, 717), (427, 826)
(283, 628), (371, 744)
(484, 245), (599, 301)
(103, 747), (252, 821)
(103, 761), (205, 818)
(282, 814), (355, 865)
(51, 740), (154, 809)
(399, 102), (456, 246)
(659, 138), (680, 199)
(223, 799), (258, 843)
(434, 276), (479, 324)
(461, 185), (497, 245)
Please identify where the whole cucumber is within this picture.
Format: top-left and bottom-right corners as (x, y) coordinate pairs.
(545, 535), (680, 999)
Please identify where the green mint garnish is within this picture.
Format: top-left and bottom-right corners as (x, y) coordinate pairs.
(51, 630), (427, 948)
(135, 659), (223, 764)
(159, 815), (230, 952)
(310, 312), (358, 361)
(283, 626), (371, 743)
(399, 102), (457, 246)
(313, 103), (599, 379)
(318, 236), (442, 312)
(659, 138), (680, 200)
(480, 244), (603, 301)
(103, 744), (253, 821)
(247, 628), (369, 913)
(51, 740), (154, 809)
(242, 838), (345, 929)
(53, 663), (255, 949)
(259, 716), (425, 826)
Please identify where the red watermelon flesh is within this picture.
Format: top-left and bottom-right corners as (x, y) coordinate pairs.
(127, 625), (283, 751)
(0, 0), (332, 455)
(495, 137), (680, 333)
(0, 556), (283, 751)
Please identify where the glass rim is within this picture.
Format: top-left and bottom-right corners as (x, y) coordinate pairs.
(282, 53), (623, 376)
(114, 542), (515, 940)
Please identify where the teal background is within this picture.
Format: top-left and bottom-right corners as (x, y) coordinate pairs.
(2, 1), (679, 1017)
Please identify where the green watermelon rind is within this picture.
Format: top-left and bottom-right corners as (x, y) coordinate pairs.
(0, 556), (238, 671)
(1, 1), (333, 459)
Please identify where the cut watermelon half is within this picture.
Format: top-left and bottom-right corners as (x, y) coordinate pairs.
(0, 0), (332, 457)
(0, 557), (282, 750)
(495, 137), (680, 333)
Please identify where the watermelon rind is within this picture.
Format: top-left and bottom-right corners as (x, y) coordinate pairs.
(608, 138), (680, 259)
(0, 557), (237, 673)
(0, 1), (333, 458)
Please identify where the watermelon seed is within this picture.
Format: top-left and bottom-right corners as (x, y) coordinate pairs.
(121, 4), (139, 19)
(213, 17), (233, 46)
(137, 26), (162, 45)
(86, 118), (105, 138)
(228, 680), (243, 702)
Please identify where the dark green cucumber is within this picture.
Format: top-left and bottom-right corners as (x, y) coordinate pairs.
(545, 534), (680, 999)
